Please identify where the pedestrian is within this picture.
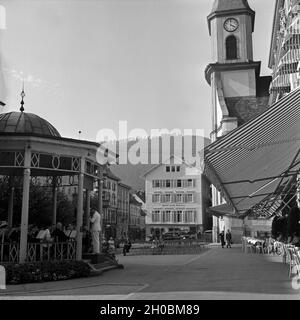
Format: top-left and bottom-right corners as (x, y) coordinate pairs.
(219, 230), (225, 248)
(123, 239), (131, 256)
(108, 237), (115, 252)
(89, 207), (101, 254)
(226, 229), (232, 248)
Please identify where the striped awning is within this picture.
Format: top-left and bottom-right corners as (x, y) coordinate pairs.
(204, 87), (300, 217)
(279, 49), (300, 66)
(269, 74), (291, 92)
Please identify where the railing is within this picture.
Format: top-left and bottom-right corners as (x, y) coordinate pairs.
(116, 240), (208, 256)
(0, 241), (76, 263)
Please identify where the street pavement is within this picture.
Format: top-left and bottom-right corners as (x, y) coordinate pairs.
(1, 245), (300, 300)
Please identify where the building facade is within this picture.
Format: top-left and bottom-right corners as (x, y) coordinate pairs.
(205, 0), (273, 243)
(143, 157), (208, 239)
(129, 195), (145, 241)
(269, 0), (300, 102)
(102, 167), (120, 239)
(116, 182), (131, 240)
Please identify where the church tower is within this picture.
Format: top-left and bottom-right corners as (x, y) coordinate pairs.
(205, 0), (271, 243)
(205, 0), (271, 142)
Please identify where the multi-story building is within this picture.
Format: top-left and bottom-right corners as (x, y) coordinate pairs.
(129, 194), (146, 241)
(116, 182), (131, 240)
(102, 167), (120, 239)
(268, 0), (300, 214)
(143, 156), (209, 239)
(269, 0), (300, 102)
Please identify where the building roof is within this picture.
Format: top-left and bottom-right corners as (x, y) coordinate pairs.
(130, 194), (142, 206)
(210, 0), (254, 13)
(0, 112), (61, 137)
(103, 166), (121, 181)
(207, 0), (255, 34)
(118, 182), (131, 190)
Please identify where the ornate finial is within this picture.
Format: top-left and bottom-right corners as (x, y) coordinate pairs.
(20, 82), (25, 112)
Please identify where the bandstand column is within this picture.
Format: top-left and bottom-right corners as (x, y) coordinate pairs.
(76, 159), (84, 260)
(52, 177), (58, 226)
(85, 189), (90, 231)
(7, 185), (14, 229)
(19, 148), (31, 263)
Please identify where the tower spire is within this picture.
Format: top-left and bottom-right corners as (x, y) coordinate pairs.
(20, 81), (25, 112)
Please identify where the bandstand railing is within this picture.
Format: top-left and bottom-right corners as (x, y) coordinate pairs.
(0, 241), (77, 263)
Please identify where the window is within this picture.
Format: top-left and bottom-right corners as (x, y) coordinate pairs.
(152, 194), (160, 203)
(175, 194), (183, 203)
(176, 166), (180, 172)
(153, 180), (160, 188)
(186, 179), (194, 188)
(185, 211), (195, 223)
(226, 35), (238, 60)
(177, 180), (182, 188)
(166, 180), (171, 188)
(163, 210), (172, 222)
(161, 194), (171, 203)
(112, 193), (116, 205)
(186, 194), (194, 203)
(174, 211), (183, 223)
(152, 210), (161, 223)
(166, 166), (170, 172)
(171, 166), (176, 172)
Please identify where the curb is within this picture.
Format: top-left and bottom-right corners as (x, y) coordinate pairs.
(90, 264), (124, 277)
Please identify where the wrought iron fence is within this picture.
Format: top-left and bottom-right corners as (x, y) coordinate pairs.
(0, 241), (76, 263)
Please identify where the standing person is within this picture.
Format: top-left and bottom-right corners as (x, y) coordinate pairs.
(108, 237), (115, 252)
(89, 207), (101, 254)
(219, 230), (225, 248)
(226, 230), (232, 248)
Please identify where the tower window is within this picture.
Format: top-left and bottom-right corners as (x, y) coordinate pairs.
(226, 35), (238, 60)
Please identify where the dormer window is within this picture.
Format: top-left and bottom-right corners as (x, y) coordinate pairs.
(226, 35), (238, 60)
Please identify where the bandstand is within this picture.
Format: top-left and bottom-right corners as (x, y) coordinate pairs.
(0, 95), (112, 264)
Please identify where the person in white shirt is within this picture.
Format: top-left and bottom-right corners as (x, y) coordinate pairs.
(89, 207), (101, 254)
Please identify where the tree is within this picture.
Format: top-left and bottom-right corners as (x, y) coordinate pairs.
(0, 176), (75, 227)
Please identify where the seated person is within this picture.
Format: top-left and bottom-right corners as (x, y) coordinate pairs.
(36, 225), (52, 242)
(64, 223), (77, 240)
(8, 226), (21, 243)
(28, 225), (39, 242)
(51, 222), (69, 242)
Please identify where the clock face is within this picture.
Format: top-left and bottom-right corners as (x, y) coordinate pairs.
(224, 18), (239, 32)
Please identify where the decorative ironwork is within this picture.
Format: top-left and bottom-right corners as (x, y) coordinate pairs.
(31, 153), (40, 168)
(9, 243), (19, 263)
(72, 158), (80, 171)
(18, 242), (77, 263)
(15, 152), (24, 167)
(52, 156), (60, 169)
(46, 177), (53, 186)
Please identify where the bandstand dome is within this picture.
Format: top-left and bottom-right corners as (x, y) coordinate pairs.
(0, 111), (61, 137)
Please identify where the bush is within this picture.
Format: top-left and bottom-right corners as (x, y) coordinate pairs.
(4, 260), (91, 285)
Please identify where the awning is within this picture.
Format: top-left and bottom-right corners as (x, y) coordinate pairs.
(207, 204), (236, 218)
(269, 74), (291, 93)
(204, 87), (300, 218)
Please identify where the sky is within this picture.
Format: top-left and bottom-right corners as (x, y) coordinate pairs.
(0, 0), (274, 141)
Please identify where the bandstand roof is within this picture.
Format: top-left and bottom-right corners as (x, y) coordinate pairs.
(0, 112), (61, 138)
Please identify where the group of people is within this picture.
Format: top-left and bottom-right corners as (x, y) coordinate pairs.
(0, 206), (134, 259)
(271, 201), (300, 246)
(219, 230), (232, 249)
(0, 221), (77, 245)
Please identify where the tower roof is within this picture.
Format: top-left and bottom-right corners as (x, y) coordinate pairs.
(207, 0), (255, 34)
